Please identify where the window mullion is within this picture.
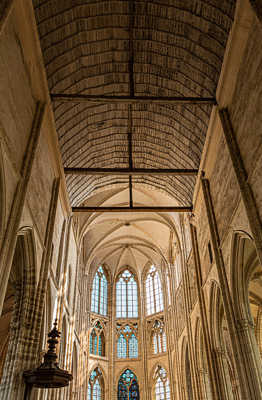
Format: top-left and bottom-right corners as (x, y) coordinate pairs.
(126, 280), (128, 318)
(153, 276), (156, 314)
(98, 276), (101, 314)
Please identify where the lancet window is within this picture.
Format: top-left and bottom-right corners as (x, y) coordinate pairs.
(116, 323), (138, 359)
(89, 321), (105, 357)
(116, 269), (138, 318)
(154, 366), (170, 400)
(145, 265), (163, 315)
(91, 266), (108, 316)
(118, 369), (139, 399)
(151, 320), (167, 354)
(88, 367), (104, 400)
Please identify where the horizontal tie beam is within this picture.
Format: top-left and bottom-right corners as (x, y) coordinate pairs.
(64, 168), (199, 176)
(72, 206), (193, 213)
(51, 94), (216, 105)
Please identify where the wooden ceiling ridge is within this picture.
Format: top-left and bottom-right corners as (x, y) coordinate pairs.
(50, 94), (217, 105)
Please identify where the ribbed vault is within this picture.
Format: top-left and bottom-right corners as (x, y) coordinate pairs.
(33, 0), (236, 206)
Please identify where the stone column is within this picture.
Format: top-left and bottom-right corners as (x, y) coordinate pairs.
(201, 177), (262, 399)
(0, 102), (46, 315)
(190, 223), (221, 399)
(179, 215), (200, 400)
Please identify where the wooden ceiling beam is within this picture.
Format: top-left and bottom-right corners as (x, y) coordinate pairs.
(51, 94), (216, 105)
(64, 168), (199, 176)
(72, 206), (193, 213)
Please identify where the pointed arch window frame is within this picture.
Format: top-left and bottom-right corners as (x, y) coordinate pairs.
(116, 267), (139, 319)
(91, 265), (108, 316)
(145, 265), (164, 316)
(89, 321), (106, 357)
(116, 323), (139, 359)
(117, 369), (140, 399)
(88, 367), (104, 400)
(153, 365), (171, 400)
(151, 320), (167, 355)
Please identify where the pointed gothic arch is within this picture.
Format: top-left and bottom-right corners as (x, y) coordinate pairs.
(89, 320), (106, 357)
(0, 228), (37, 391)
(230, 232), (262, 387)
(115, 266), (139, 319)
(88, 366), (105, 400)
(152, 365), (170, 400)
(143, 264), (164, 316)
(209, 281), (240, 399)
(117, 368), (140, 399)
(90, 265), (109, 317)
(194, 318), (212, 399)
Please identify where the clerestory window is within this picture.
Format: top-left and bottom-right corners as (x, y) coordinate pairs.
(91, 266), (108, 316)
(145, 265), (163, 315)
(116, 269), (138, 318)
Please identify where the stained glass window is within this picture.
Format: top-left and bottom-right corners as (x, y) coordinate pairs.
(154, 366), (170, 400)
(91, 266), (108, 316)
(89, 322), (105, 357)
(116, 269), (138, 318)
(117, 324), (138, 359)
(118, 369), (139, 400)
(88, 368), (104, 400)
(145, 265), (163, 315)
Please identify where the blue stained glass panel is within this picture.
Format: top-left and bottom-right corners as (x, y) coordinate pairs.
(118, 370), (139, 400)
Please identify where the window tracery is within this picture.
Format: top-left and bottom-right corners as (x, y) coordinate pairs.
(88, 367), (104, 400)
(116, 269), (138, 318)
(89, 321), (105, 357)
(154, 366), (170, 400)
(151, 320), (167, 354)
(118, 369), (139, 399)
(91, 266), (108, 316)
(116, 323), (138, 359)
(145, 265), (163, 315)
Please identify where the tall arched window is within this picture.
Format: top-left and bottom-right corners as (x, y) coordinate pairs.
(89, 321), (105, 357)
(118, 369), (139, 399)
(154, 366), (170, 400)
(91, 266), (108, 316)
(88, 367), (104, 400)
(117, 324), (138, 359)
(151, 320), (167, 354)
(116, 269), (138, 318)
(145, 265), (163, 315)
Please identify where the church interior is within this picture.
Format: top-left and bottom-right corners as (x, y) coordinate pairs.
(0, 0), (262, 399)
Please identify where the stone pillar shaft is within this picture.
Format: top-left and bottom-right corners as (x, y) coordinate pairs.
(201, 177), (261, 399)
(190, 223), (221, 399)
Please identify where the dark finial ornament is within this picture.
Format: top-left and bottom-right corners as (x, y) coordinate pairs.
(23, 319), (73, 388)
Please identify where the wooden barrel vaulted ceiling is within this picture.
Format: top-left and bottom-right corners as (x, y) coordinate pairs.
(33, 0), (236, 207)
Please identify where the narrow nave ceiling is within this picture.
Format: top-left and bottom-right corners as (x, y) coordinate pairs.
(33, 0), (236, 207)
